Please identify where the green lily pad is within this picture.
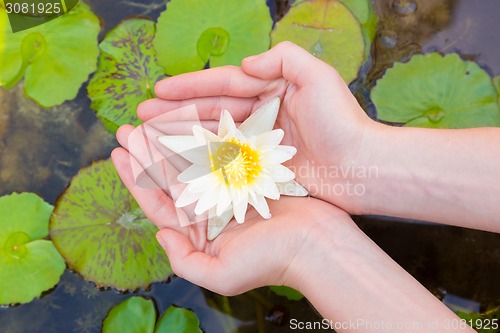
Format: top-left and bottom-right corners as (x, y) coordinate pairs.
(155, 306), (202, 333)
(102, 297), (202, 333)
(271, 0), (365, 83)
(50, 159), (172, 290)
(0, 192), (65, 305)
(371, 53), (500, 128)
(293, 0), (378, 43)
(87, 18), (165, 134)
(293, 0), (378, 60)
(154, 0), (273, 75)
(341, 0), (378, 59)
(0, 2), (100, 107)
(270, 286), (304, 301)
(103, 297), (156, 333)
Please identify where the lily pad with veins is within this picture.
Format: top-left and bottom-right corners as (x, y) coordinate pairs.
(371, 53), (500, 128)
(154, 0), (272, 75)
(0, 2), (100, 107)
(271, 0), (365, 83)
(87, 18), (166, 133)
(0, 192), (65, 305)
(50, 159), (172, 291)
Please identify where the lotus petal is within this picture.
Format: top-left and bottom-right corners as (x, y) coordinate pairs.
(276, 180), (308, 197)
(239, 97), (280, 137)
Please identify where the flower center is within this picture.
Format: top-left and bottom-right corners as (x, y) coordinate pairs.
(210, 139), (261, 188)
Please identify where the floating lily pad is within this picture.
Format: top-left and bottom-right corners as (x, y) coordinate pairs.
(341, 0), (378, 59)
(270, 286), (304, 301)
(154, 0), (272, 75)
(87, 18), (165, 133)
(0, 193), (65, 305)
(292, 0), (377, 60)
(50, 159), (172, 290)
(371, 53), (500, 128)
(0, 2), (100, 107)
(103, 297), (156, 333)
(272, 0), (365, 83)
(102, 297), (202, 333)
(155, 306), (202, 333)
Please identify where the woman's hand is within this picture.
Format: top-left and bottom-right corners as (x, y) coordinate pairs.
(111, 124), (353, 295)
(112, 129), (469, 332)
(137, 41), (382, 215)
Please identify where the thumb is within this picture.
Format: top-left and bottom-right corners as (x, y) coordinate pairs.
(241, 41), (338, 86)
(156, 229), (230, 291)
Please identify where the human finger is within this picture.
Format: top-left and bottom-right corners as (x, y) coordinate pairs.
(154, 66), (272, 100)
(156, 228), (242, 295)
(242, 41), (340, 87)
(116, 124), (188, 198)
(116, 125), (211, 224)
(111, 148), (190, 230)
(116, 124), (134, 150)
(137, 96), (258, 122)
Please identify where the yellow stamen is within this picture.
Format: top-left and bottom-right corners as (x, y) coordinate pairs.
(209, 138), (261, 188)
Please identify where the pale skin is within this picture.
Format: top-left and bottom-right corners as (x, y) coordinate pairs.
(112, 41), (499, 332)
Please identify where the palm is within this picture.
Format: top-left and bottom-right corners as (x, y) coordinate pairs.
(243, 77), (369, 213)
(189, 195), (343, 293)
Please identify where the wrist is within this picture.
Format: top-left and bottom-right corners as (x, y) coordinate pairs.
(353, 121), (394, 215)
(324, 120), (392, 216)
(280, 206), (358, 293)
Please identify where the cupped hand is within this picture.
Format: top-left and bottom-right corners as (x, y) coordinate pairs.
(112, 125), (353, 295)
(138, 41), (381, 214)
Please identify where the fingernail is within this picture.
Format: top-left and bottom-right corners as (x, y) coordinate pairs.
(244, 53), (262, 62)
(156, 232), (166, 248)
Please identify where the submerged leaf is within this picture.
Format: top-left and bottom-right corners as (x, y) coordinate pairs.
(0, 2), (100, 107)
(102, 297), (156, 333)
(0, 193), (65, 305)
(50, 159), (172, 290)
(154, 0), (272, 75)
(371, 53), (500, 128)
(270, 285), (304, 301)
(271, 0), (365, 83)
(88, 18), (165, 133)
(155, 306), (202, 333)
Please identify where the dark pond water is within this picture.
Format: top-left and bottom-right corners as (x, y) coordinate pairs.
(1, 0), (499, 332)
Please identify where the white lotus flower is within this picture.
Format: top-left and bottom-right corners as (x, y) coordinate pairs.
(158, 97), (308, 240)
